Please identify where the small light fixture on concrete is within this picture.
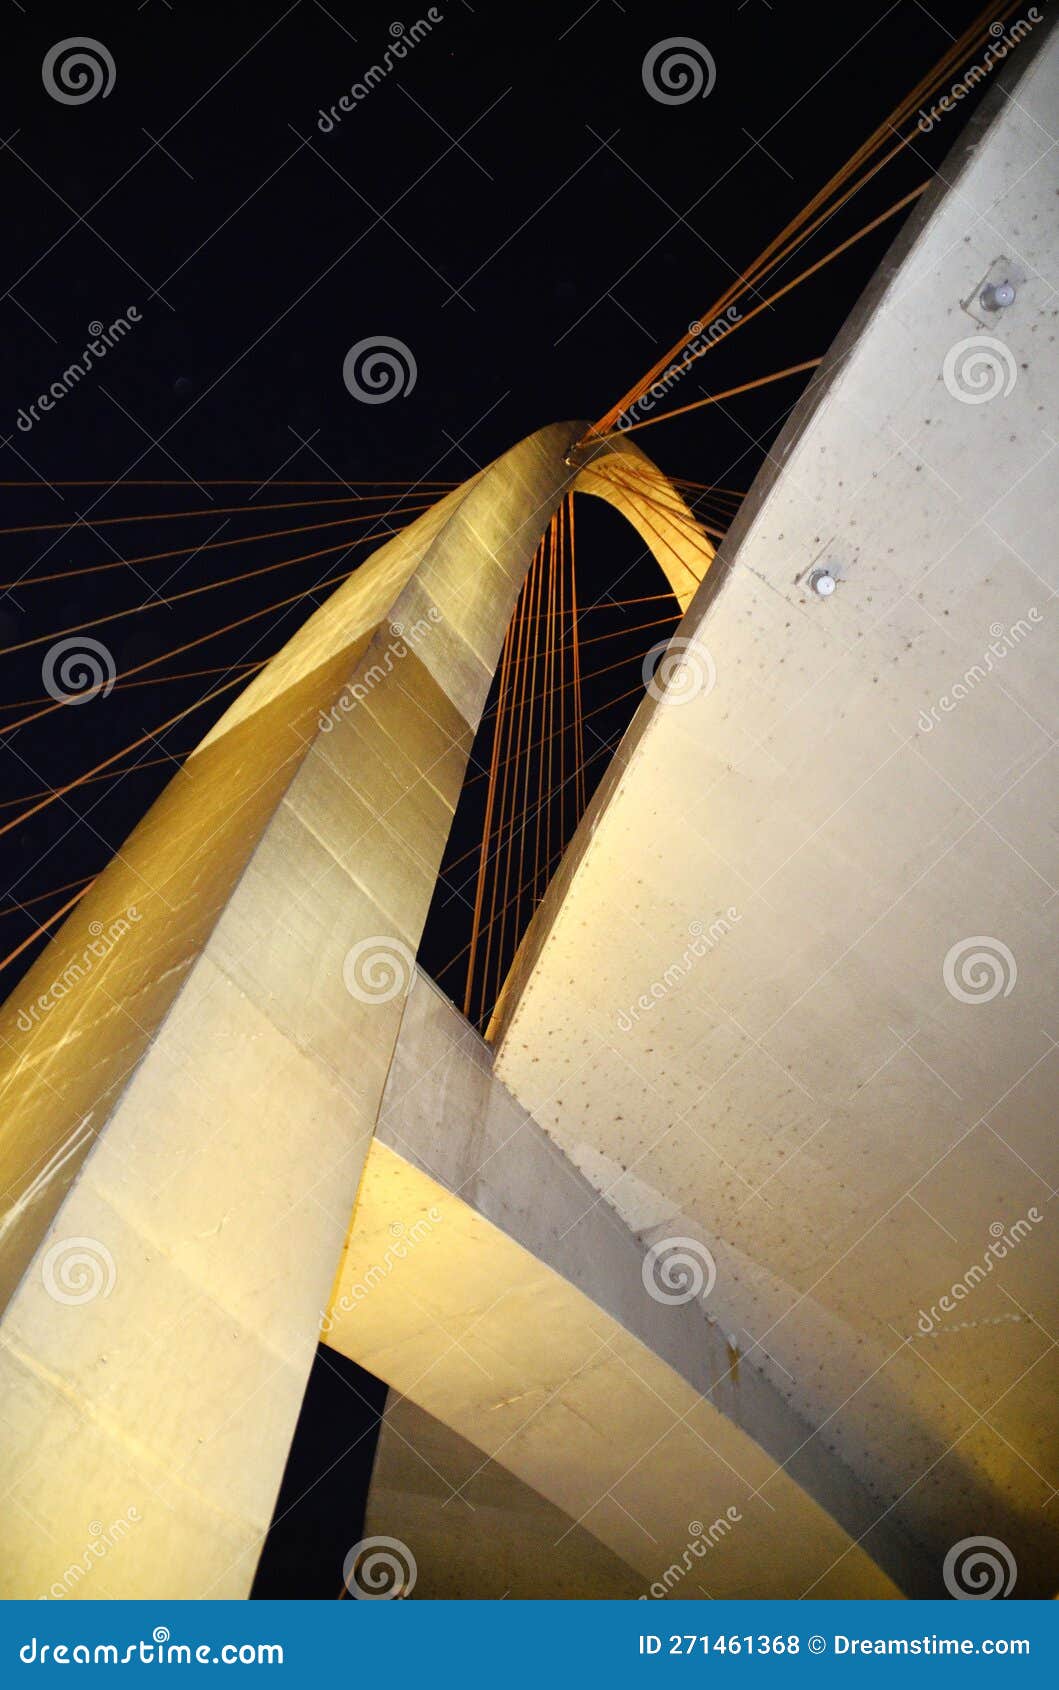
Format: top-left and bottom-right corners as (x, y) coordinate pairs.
(808, 569), (837, 597)
(980, 280), (1016, 312)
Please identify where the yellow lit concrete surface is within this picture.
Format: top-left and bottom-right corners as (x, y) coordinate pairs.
(0, 427), (706, 1598)
(491, 40), (1059, 1595)
(365, 1395), (645, 1599)
(326, 972), (904, 1599)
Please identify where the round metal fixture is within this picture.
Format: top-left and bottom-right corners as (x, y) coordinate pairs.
(980, 280), (1016, 312)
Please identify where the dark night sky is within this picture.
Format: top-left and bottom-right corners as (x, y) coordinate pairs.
(0, 0), (1003, 1594)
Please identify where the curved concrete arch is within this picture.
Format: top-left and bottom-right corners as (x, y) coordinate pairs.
(571, 434), (710, 613)
(4, 30), (1051, 1604)
(0, 421), (711, 1598)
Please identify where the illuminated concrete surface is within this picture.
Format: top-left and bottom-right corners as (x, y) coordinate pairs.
(365, 1395), (644, 1599)
(491, 40), (1059, 1596)
(327, 971), (904, 1598)
(0, 429), (704, 1598)
(0, 29), (1055, 1604)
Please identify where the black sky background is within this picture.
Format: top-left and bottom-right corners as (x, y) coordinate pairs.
(0, 0), (1006, 1596)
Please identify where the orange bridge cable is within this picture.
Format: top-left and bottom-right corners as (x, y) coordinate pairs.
(0, 748), (197, 812)
(605, 480), (727, 551)
(470, 607), (686, 735)
(672, 480), (747, 500)
(478, 566), (532, 1024)
(666, 485), (741, 522)
(0, 478), (458, 488)
(469, 593), (686, 640)
(463, 610), (516, 1017)
(0, 658), (265, 716)
(601, 468), (724, 554)
(520, 547), (550, 932)
(593, 1), (1002, 432)
(561, 500), (572, 844)
(450, 578), (583, 975)
(497, 541), (545, 1011)
(595, 186), (921, 438)
(564, 490), (581, 817)
(469, 591), (684, 642)
(657, 137), (932, 390)
(615, 492), (724, 575)
(503, 557), (544, 1009)
(590, 2), (1001, 433)
(479, 611), (686, 750)
(601, 458), (725, 527)
(0, 884), (99, 977)
(569, 494), (586, 817)
(442, 707), (643, 987)
(543, 513), (560, 909)
(674, 498), (736, 535)
(529, 534), (548, 919)
(516, 513), (560, 986)
(532, 527), (552, 910)
(0, 498), (441, 593)
(598, 360), (824, 441)
(600, 15), (965, 433)
(0, 874), (96, 920)
(557, 499), (568, 872)
(0, 488), (450, 538)
(0, 526), (423, 663)
(644, 184), (930, 400)
(510, 543), (544, 972)
(529, 521), (549, 925)
(503, 610), (690, 668)
(498, 555), (542, 1016)
(503, 523), (550, 1006)
(436, 842), (569, 985)
(481, 672), (656, 876)
(0, 558), (373, 743)
(638, 496), (729, 537)
(459, 640), (682, 809)
(0, 667), (261, 842)
(444, 645), (667, 890)
(670, 489), (743, 521)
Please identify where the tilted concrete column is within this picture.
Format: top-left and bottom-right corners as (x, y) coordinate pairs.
(0, 424), (707, 1597)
